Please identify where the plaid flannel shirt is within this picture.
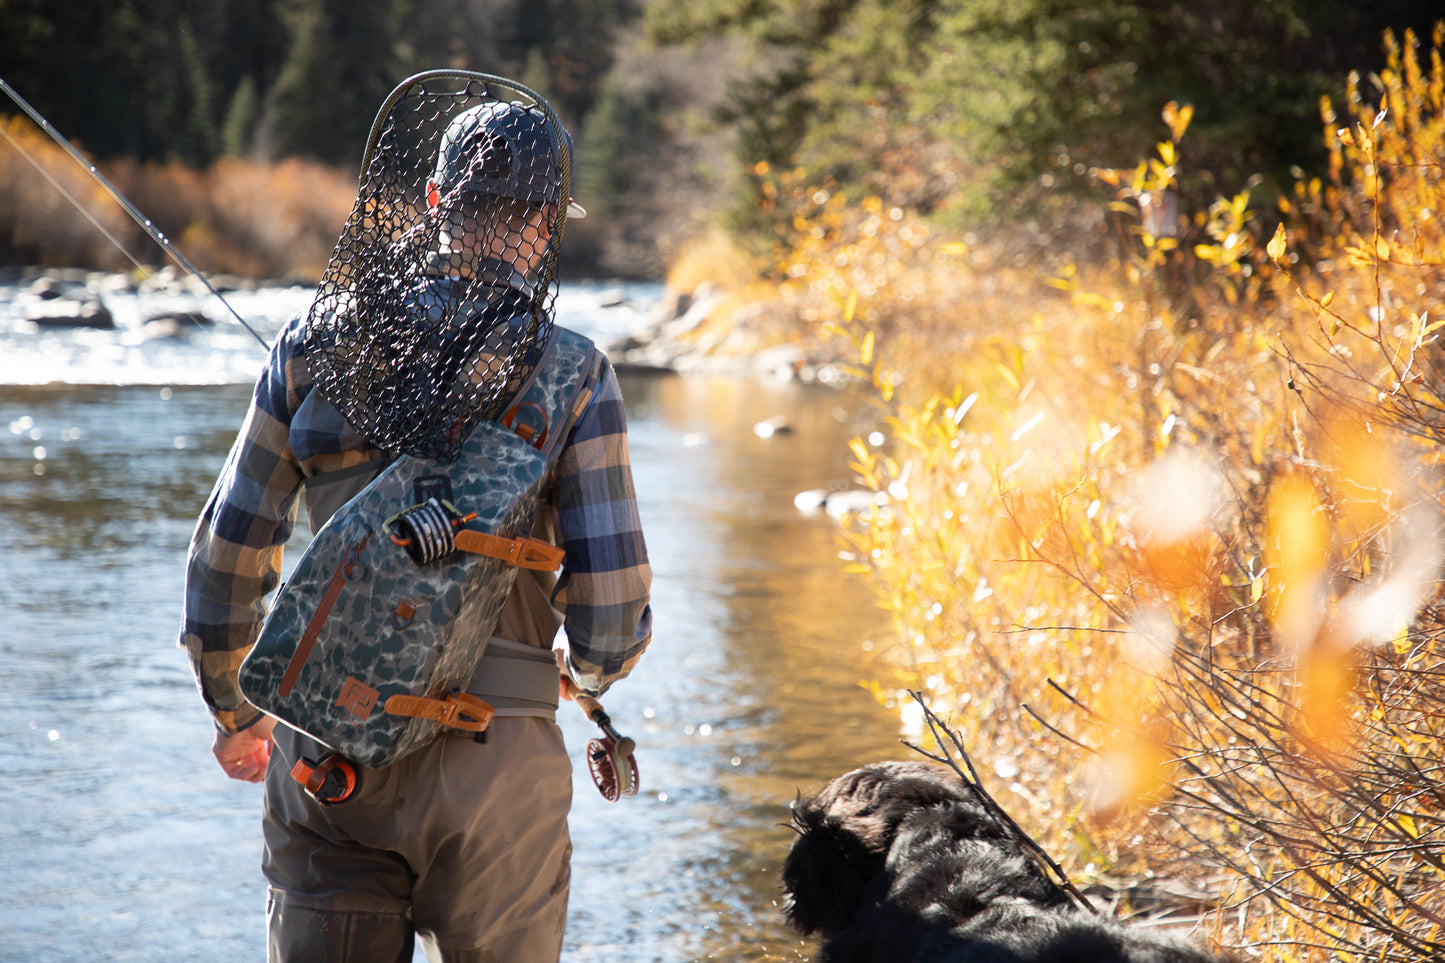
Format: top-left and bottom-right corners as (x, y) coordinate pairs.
(180, 313), (652, 734)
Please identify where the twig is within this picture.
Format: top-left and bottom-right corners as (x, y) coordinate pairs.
(1021, 702), (1099, 754)
(903, 689), (1099, 914)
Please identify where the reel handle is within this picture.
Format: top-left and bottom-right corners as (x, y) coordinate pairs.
(574, 693), (636, 758)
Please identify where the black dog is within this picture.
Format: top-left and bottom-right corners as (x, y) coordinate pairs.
(782, 761), (1232, 963)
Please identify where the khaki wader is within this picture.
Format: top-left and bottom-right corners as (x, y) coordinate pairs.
(263, 711), (572, 963)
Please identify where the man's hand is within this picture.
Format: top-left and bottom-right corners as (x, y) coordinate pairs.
(212, 716), (277, 783)
(556, 648), (578, 702)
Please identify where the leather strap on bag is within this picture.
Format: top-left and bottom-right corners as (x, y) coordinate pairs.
(384, 691), (496, 732)
(452, 529), (564, 570)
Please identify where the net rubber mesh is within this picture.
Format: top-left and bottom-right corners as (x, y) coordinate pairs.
(300, 71), (576, 462)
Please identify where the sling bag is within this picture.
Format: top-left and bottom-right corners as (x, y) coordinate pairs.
(238, 327), (602, 770)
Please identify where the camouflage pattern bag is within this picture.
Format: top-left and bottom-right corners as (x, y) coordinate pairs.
(238, 328), (601, 769)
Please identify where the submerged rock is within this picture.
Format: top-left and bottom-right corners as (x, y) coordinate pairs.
(753, 416), (794, 438)
(143, 310), (213, 340)
(25, 297), (115, 329)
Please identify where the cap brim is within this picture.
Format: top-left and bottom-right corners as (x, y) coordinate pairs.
(566, 199), (587, 219)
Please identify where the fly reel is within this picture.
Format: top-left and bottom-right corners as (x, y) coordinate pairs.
(576, 694), (639, 802)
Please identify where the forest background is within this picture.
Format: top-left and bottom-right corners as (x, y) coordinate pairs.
(5, 1), (1445, 959)
(0, 0), (1438, 278)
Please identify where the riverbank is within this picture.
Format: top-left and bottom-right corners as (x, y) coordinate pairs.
(605, 280), (860, 384)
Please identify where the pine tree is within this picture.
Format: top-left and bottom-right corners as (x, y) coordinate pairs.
(178, 22), (219, 165)
(645, 0), (1445, 227)
(221, 76), (260, 157)
(267, 0), (408, 165)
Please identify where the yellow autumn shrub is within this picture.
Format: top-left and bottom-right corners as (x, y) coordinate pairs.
(795, 25), (1445, 961)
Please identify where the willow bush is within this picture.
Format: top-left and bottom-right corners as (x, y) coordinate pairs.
(780, 25), (1445, 960)
(0, 115), (135, 270)
(0, 114), (353, 279)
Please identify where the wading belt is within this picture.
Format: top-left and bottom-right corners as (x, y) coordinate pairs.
(289, 636), (563, 805)
(463, 636), (562, 719)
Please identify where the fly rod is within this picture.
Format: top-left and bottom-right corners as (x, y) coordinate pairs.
(0, 76), (270, 350)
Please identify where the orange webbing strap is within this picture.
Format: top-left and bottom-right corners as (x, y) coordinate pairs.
(452, 530), (564, 571)
(384, 691), (496, 732)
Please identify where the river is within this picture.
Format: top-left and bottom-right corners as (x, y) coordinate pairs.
(0, 276), (909, 961)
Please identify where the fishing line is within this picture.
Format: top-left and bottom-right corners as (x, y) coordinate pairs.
(0, 77), (270, 350)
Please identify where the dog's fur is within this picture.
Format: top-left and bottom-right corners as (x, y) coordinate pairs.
(782, 761), (1231, 963)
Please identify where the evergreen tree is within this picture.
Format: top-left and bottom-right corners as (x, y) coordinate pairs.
(646, 0), (1445, 227)
(523, 0), (637, 121)
(178, 21), (219, 165)
(205, 0), (291, 152)
(646, 0), (945, 227)
(521, 48), (554, 104)
(221, 76), (261, 157)
(266, 0), (408, 166)
(577, 82), (627, 219)
(0, 1), (115, 153)
(576, 73), (667, 221)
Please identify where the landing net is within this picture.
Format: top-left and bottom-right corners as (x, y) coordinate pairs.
(301, 71), (578, 461)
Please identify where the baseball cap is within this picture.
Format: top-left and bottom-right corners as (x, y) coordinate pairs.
(434, 101), (586, 218)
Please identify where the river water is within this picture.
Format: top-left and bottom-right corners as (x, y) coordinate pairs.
(0, 277), (908, 961)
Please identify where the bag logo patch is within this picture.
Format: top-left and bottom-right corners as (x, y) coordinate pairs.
(337, 677), (381, 721)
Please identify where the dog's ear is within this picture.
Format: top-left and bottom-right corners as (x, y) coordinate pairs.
(781, 798), (887, 938)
